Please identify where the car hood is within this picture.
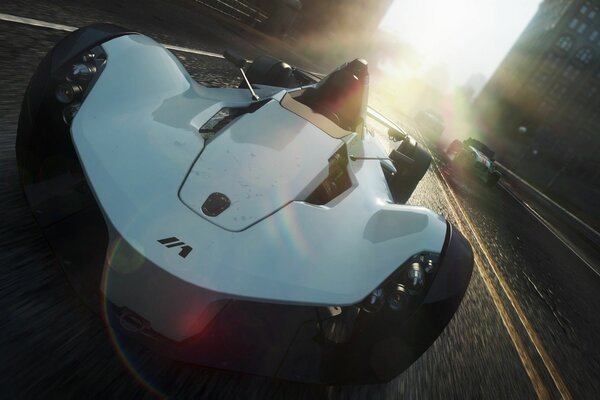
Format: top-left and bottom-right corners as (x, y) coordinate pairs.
(179, 100), (341, 231)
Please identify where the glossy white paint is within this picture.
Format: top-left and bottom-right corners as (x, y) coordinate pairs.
(71, 35), (448, 338)
(180, 100), (341, 231)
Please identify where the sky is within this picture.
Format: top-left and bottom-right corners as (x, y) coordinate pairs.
(379, 0), (541, 86)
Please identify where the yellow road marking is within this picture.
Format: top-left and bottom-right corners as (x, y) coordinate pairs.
(434, 167), (572, 400)
(402, 123), (572, 399)
(430, 171), (550, 399)
(422, 146), (573, 400)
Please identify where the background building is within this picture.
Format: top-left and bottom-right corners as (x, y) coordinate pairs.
(474, 0), (600, 229)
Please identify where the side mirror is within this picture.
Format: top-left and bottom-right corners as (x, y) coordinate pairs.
(388, 128), (406, 142)
(223, 50), (247, 69)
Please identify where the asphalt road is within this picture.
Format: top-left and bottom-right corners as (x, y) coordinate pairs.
(1, 2), (599, 399)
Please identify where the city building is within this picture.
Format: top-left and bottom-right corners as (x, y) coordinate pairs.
(474, 0), (600, 228)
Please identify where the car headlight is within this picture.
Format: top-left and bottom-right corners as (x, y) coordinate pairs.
(386, 283), (409, 311)
(54, 46), (107, 124)
(68, 62), (97, 82)
(361, 252), (440, 313)
(361, 287), (385, 313)
(55, 82), (83, 104)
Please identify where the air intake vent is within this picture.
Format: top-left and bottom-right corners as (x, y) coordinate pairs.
(199, 100), (272, 143)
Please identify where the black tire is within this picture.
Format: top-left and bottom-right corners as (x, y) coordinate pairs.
(388, 142), (431, 203)
(243, 55), (295, 88)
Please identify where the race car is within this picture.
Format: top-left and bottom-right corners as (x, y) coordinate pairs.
(16, 24), (474, 384)
(447, 137), (502, 186)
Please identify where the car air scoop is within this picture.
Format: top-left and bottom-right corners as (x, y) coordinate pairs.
(179, 100), (342, 231)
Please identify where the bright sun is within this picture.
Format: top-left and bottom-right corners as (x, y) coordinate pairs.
(379, 0), (540, 84)
(384, 1), (480, 59)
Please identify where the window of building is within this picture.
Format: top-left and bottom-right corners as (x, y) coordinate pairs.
(533, 72), (550, 87)
(549, 84), (567, 97)
(587, 113), (600, 127)
(590, 30), (599, 41)
(575, 47), (594, 64)
(562, 96), (586, 125)
(563, 64), (581, 80)
(583, 84), (599, 98)
(545, 52), (563, 70)
(537, 101), (554, 116)
(556, 35), (573, 50)
(569, 17), (579, 29)
(578, 23), (588, 34)
(589, 8), (598, 19)
(580, 5), (589, 15)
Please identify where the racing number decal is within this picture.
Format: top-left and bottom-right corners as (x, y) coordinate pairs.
(157, 237), (193, 258)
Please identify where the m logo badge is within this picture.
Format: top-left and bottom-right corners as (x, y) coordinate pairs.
(157, 237), (193, 258)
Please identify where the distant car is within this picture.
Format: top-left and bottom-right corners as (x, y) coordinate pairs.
(414, 110), (444, 141)
(447, 138), (501, 186)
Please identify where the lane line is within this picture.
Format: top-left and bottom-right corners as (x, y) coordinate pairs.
(499, 182), (599, 277)
(429, 158), (573, 400)
(0, 12), (76, 32)
(163, 44), (222, 58)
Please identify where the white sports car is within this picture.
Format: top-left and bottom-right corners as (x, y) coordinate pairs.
(16, 25), (474, 384)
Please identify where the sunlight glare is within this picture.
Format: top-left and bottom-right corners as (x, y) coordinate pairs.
(380, 0), (540, 84)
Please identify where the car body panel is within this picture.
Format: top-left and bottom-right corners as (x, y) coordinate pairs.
(70, 35), (448, 316)
(180, 99), (340, 231)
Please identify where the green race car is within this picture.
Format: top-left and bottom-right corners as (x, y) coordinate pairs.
(447, 138), (502, 186)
